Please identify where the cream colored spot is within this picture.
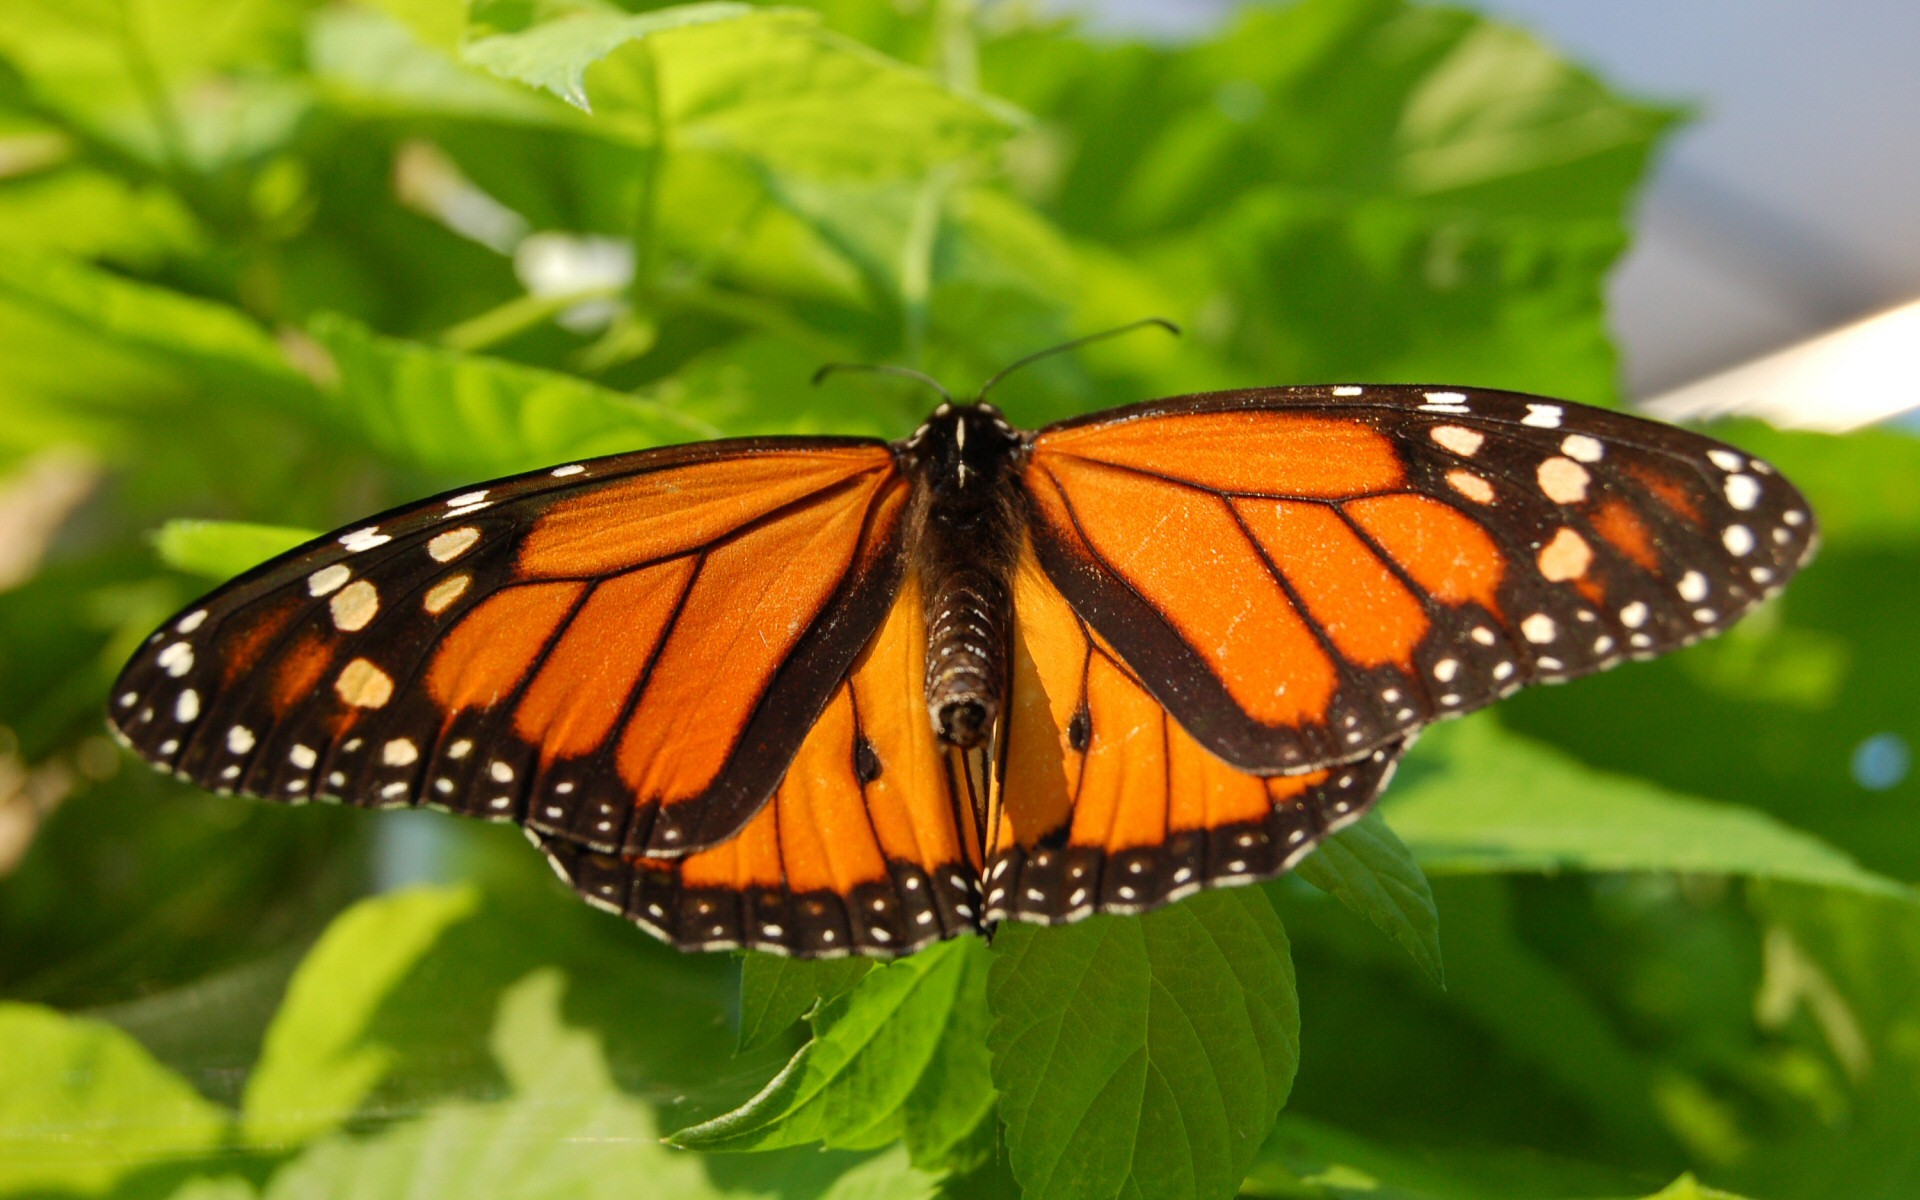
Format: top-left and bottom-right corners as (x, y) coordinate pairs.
(382, 738), (419, 766)
(227, 726), (255, 754)
(1521, 613), (1557, 644)
(424, 574), (470, 614)
(1447, 470), (1495, 505)
(290, 744), (317, 769)
(177, 610), (208, 633)
(1620, 601), (1649, 628)
(1522, 404), (1563, 428)
(1537, 457), (1590, 504)
(175, 689), (200, 722)
(340, 527), (391, 553)
(308, 564), (350, 597)
(1431, 425), (1484, 456)
(489, 761), (514, 783)
(336, 658), (394, 708)
(551, 464), (586, 477)
(158, 641), (194, 677)
(1537, 527), (1593, 582)
(1678, 571), (1709, 602)
(1724, 474), (1761, 511)
(331, 580), (380, 631)
(447, 490), (488, 508)
(448, 739), (472, 759)
(1560, 434), (1604, 463)
(1332, 386), (1363, 396)
(1707, 449), (1744, 472)
(429, 526), (481, 562)
(1723, 524), (1755, 555)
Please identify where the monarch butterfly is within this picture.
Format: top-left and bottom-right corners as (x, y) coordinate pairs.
(108, 327), (1817, 958)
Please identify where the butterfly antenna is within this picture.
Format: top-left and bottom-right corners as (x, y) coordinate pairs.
(974, 317), (1181, 404)
(811, 362), (955, 405)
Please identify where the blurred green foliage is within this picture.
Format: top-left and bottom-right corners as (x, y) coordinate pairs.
(0, 0), (1915, 1197)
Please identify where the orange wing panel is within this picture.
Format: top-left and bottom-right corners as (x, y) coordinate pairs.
(1345, 494), (1505, 614)
(1032, 455), (1337, 728)
(1234, 498), (1429, 669)
(518, 448), (894, 577)
(513, 558), (697, 760)
(1038, 411), (1403, 496)
(991, 546), (1404, 924)
(620, 471), (886, 806)
(428, 582), (587, 712)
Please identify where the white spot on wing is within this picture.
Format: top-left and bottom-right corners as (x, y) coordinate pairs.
(290, 744), (317, 769)
(1521, 614), (1557, 644)
(1707, 449), (1744, 472)
(177, 610), (208, 633)
(383, 738), (418, 766)
(424, 574), (470, 614)
(1537, 527), (1593, 582)
(308, 564), (350, 596)
(158, 642), (194, 677)
(227, 726), (255, 754)
(1522, 404), (1563, 428)
(1724, 475), (1761, 511)
(175, 689), (200, 722)
(1537, 457), (1590, 505)
(336, 658), (394, 708)
(428, 527), (480, 562)
(339, 528), (391, 553)
(1430, 425), (1484, 456)
(1560, 434), (1604, 463)
(1678, 571), (1709, 602)
(551, 464), (585, 477)
(331, 580), (380, 631)
(1723, 524), (1755, 555)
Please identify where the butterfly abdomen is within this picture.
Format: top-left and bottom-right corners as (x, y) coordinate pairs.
(902, 402), (1028, 751)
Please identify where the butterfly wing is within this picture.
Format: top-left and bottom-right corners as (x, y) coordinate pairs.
(1023, 385), (1817, 774)
(983, 541), (1407, 925)
(536, 570), (987, 957)
(109, 439), (911, 859)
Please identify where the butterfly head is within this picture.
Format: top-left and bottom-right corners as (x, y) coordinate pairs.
(903, 401), (1024, 509)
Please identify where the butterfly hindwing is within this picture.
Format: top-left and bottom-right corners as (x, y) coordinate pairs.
(983, 542), (1409, 926)
(536, 571), (986, 957)
(109, 439), (911, 860)
(1024, 385), (1816, 774)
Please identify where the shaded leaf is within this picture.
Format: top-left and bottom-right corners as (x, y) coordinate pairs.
(988, 888), (1299, 1200)
(736, 953), (872, 1053)
(1293, 811), (1445, 987)
(676, 937), (993, 1169)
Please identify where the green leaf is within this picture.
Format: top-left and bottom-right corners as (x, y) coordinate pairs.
(1243, 1113), (1647, 1198)
(1293, 811), (1445, 987)
(465, 3), (774, 112)
(0, 1003), (231, 1196)
(242, 885), (481, 1146)
(736, 953), (873, 1053)
(308, 314), (723, 478)
(154, 519), (317, 581)
(465, 3), (1019, 178)
(676, 937), (994, 1170)
(987, 888), (1299, 1200)
(1385, 721), (1913, 898)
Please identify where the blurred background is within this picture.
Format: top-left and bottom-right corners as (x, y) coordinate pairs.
(2, 1), (1918, 1198)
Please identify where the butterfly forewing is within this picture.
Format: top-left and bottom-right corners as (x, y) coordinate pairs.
(109, 439), (910, 861)
(1025, 385), (1817, 774)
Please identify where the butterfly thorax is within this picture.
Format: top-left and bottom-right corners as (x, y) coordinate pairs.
(900, 402), (1028, 751)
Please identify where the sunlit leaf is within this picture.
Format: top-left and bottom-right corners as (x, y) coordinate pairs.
(1385, 721), (1912, 899)
(242, 886), (481, 1146)
(735, 953), (872, 1053)
(676, 937), (993, 1169)
(0, 1003), (230, 1195)
(154, 519), (317, 581)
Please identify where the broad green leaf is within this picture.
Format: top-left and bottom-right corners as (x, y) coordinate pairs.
(988, 888), (1299, 1200)
(1292, 811), (1445, 987)
(736, 953), (872, 1052)
(465, 3), (773, 112)
(242, 885), (480, 1146)
(308, 314), (722, 478)
(154, 519), (317, 581)
(0, 1003), (231, 1196)
(465, 3), (1019, 178)
(0, 250), (297, 384)
(676, 937), (993, 1169)
(1384, 721), (1912, 898)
